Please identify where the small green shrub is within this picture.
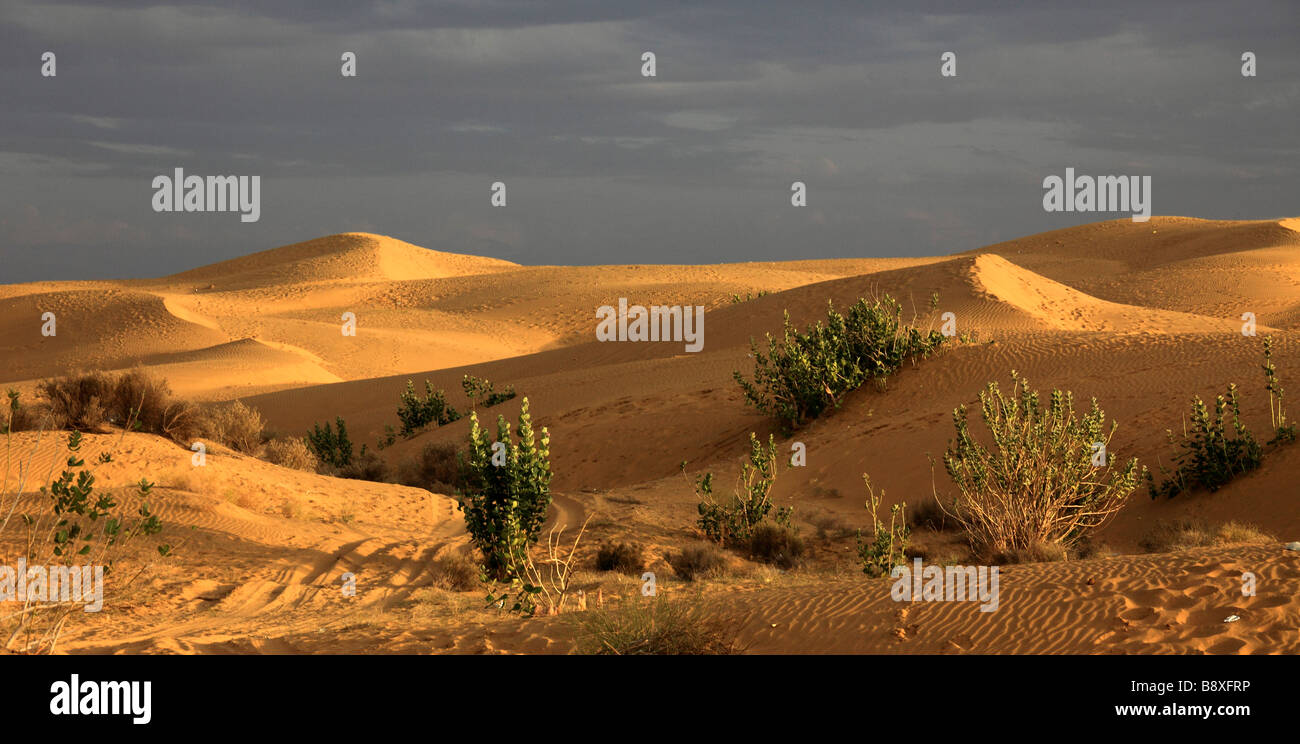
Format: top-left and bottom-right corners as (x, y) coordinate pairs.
(733, 294), (946, 429)
(398, 380), (462, 437)
(306, 417), (355, 470)
(462, 374), (516, 410)
(943, 372), (1139, 556)
(1145, 384), (1262, 498)
(457, 397), (552, 581)
(690, 433), (789, 545)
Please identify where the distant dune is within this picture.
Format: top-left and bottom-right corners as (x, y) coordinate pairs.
(4, 217), (1299, 654)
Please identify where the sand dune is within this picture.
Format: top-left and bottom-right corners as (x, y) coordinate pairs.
(3, 217), (1299, 654)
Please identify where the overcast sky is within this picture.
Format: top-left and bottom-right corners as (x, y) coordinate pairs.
(1, 0), (1297, 282)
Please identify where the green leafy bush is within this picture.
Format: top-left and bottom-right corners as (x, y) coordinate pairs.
(689, 433), (790, 545)
(462, 374), (516, 410)
(733, 295), (946, 429)
(1145, 384), (1262, 498)
(306, 417), (355, 470)
(457, 397), (552, 581)
(397, 380), (462, 437)
(943, 372), (1139, 556)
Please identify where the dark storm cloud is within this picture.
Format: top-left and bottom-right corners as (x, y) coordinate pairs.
(0, 0), (1296, 281)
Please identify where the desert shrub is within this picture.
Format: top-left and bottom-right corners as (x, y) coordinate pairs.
(261, 437), (319, 471)
(36, 370), (113, 431)
(733, 294), (947, 429)
(571, 597), (744, 655)
(857, 474), (909, 577)
(691, 433), (790, 545)
(457, 397), (552, 581)
(747, 523), (805, 569)
(200, 400), (265, 454)
(340, 449), (389, 482)
(306, 417), (354, 470)
(2, 389), (45, 434)
(667, 543), (727, 581)
(429, 553), (481, 592)
(1, 429), (170, 653)
(943, 372), (1139, 556)
(595, 541), (644, 574)
(33, 370), (200, 444)
(1139, 518), (1275, 553)
(397, 380), (462, 437)
(462, 374), (516, 410)
(729, 290), (770, 304)
(396, 442), (462, 493)
(1262, 336), (1295, 444)
(1145, 384), (1262, 498)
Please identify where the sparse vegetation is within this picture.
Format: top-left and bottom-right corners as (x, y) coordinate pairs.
(429, 553), (481, 592)
(942, 372), (1139, 557)
(462, 374), (516, 410)
(35, 369), (198, 441)
(747, 523), (805, 569)
(857, 474), (909, 577)
(2, 412), (171, 653)
(733, 294), (947, 429)
(339, 449), (389, 482)
(1147, 339), (1296, 498)
(595, 541), (644, 574)
(1138, 518), (1275, 553)
(396, 442), (462, 494)
(1262, 336), (1294, 443)
(666, 543), (727, 581)
(728, 290), (770, 304)
(201, 400), (265, 454)
(689, 433), (790, 546)
(260, 437), (319, 472)
(397, 380), (462, 437)
(571, 597), (744, 655)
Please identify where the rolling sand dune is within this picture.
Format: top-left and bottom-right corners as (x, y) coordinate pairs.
(3, 216), (1299, 654)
